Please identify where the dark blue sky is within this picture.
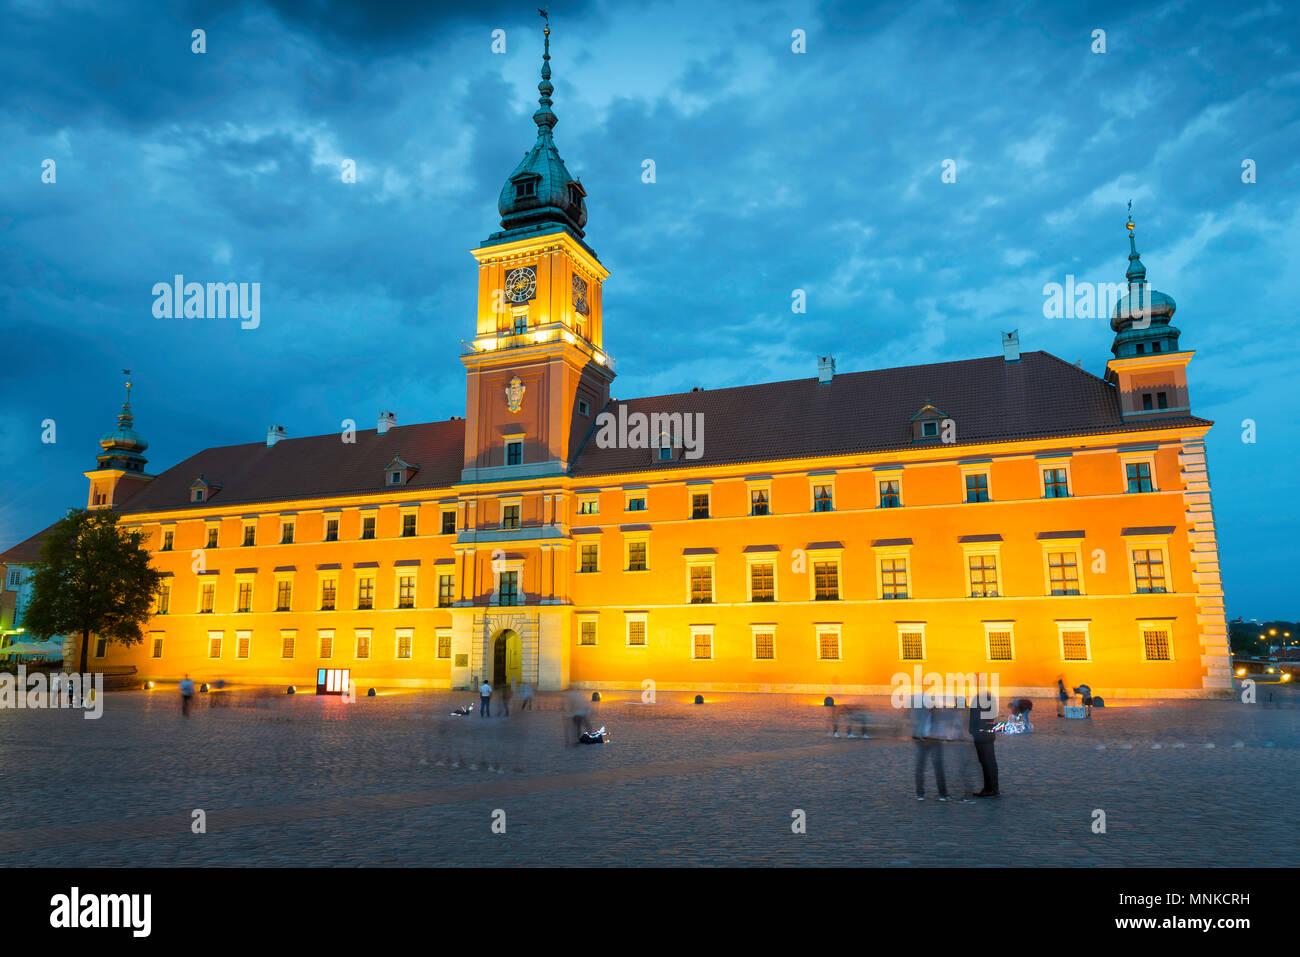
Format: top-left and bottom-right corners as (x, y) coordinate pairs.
(2, 0), (1296, 616)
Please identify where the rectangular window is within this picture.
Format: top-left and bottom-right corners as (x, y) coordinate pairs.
(627, 618), (647, 647)
(692, 629), (713, 660)
(580, 544), (599, 573)
(355, 629), (372, 659)
(626, 496), (646, 511)
(236, 631), (250, 659)
(357, 576), (374, 609)
(502, 504), (521, 529)
(813, 561), (839, 600)
(1142, 393), (1154, 411)
(1142, 627), (1171, 661)
(151, 636), (164, 658)
(1048, 552), (1080, 595)
(243, 524), (256, 546)
(236, 581), (253, 613)
(1061, 629), (1090, 661)
(497, 571), (519, 606)
(396, 629), (413, 659)
(878, 479), (901, 508)
(506, 440), (523, 466)
(986, 630), (1013, 661)
(319, 630), (334, 659)
(899, 631), (924, 660)
(750, 488), (770, 516)
(691, 493), (710, 519)
(513, 316), (527, 335)
(437, 629), (452, 659)
(161, 530), (174, 551)
(965, 473), (990, 503)
(1042, 468), (1070, 498)
(362, 516), (376, 539)
(275, 580), (292, 611)
(321, 578), (336, 611)
(812, 484), (833, 512)
(750, 562), (775, 601)
(438, 574), (454, 607)
(281, 631), (296, 658)
(1126, 462), (1154, 493)
(206, 527), (219, 549)
(441, 511), (456, 535)
(207, 633), (222, 659)
(1132, 548), (1167, 593)
(200, 582), (215, 614)
(968, 555), (999, 598)
(579, 620), (597, 646)
(754, 630), (775, 660)
(157, 582), (171, 615)
(880, 557), (908, 599)
(818, 630), (841, 660)
(1157, 391), (1168, 409)
(689, 565), (713, 604)
(402, 514), (417, 537)
(398, 575), (415, 609)
(281, 521), (295, 544)
(325, 518), (339, 542)
(578, 498), (598, 515)
(92, 636), (107, 658)
(627, 541), (647, 572)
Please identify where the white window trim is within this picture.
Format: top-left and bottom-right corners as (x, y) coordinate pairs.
(435, 626), (453, 659)
(1041, 541), (1086, 596)
(235, 629), (251, 659)
(395, 568), (418, 609)
(318, 628), (335, 660)
(744, 552), (779, 602)
(280, 629), (297, 659)
(1039, 460), (1074, 498)
(207, 630), (223, 659)
(576, 493), (600, 516)
(897, 622), (927, 662)
(687, 488), (711, 519)
(197, 578), (218, 615)
(1056, 621), (1092, 662)
(394, 627), (415, 661)
(982, 621), (1015, 662)
(689, 624), (714, 660)
(279, 517), (296, 544)
(1138, 620), (1176, 662)
(959, 463), (993, 504)
(150, 632), (165, 659)
(354, 627), (373, 659)
(355, 572), (376, 609)
(623, 533), (650, 573)
(806, 549), (843, 602)
(1125, 537), (1173, 595)
(874, 543), (913, 600)
(960, 543), (1002, 599)
(625, 612), (648, 648)
(273, 573), (294, 611)
(1120, 452), (1159, 493)
(808, 475), (836, 512)
(399, 506), (419, 537)
(750, 623), (777, 661)
(576, 540), (600, 574)
(746, 480), (772, 516)
(241, 519), (258, 545)
(815, 623), (843, 661)
(577, 612), (599, 647)
(623, 489), (649, 512)
(875, 470), (904, 509)
(438, 506), (458, 536)
(234, 574), (255, 613)
(684, 558), (715, 604)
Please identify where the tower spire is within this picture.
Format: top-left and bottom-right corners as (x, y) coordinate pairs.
(534, 8), (556, 132)
(1125, 200), (1146, 284)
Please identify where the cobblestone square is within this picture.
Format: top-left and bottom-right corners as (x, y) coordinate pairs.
(0, 686), (1296, 866)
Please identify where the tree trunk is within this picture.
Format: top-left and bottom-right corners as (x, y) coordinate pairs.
(79, 627), (90, 675)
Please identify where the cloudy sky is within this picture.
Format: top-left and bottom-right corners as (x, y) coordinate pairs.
(2, 0), (1297, 616)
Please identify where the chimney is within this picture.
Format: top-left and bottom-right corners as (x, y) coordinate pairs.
(818, 355), (836, 384)
(266, 424), (286, 447)
(1002, 330), (1020, 363)
(378, 411), (396, 435)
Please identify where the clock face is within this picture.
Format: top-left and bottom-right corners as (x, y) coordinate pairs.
(505, 266), (537, 303)
(572, 273), (589, 315)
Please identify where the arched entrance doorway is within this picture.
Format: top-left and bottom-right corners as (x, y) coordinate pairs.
(491, 629), (522, 689)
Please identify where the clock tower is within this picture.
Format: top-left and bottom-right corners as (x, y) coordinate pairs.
(461, 17), (614, 481)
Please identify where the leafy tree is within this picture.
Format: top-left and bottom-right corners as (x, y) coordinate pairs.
(22, 508), (162, 674)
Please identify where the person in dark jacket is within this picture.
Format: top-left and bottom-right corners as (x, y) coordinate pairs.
(969, 701), (999, 797)
(1057, 678), (1069, 717)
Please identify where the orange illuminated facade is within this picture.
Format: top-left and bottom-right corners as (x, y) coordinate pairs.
(82, 32), (1230, 699)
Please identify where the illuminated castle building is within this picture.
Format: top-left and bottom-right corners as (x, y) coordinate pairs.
(82, 24), (1230, 698)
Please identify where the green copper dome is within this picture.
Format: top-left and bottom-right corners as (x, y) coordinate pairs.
(490, 21), (588, 243)
(1110, 218), (1182, 358)
(96, 378), (149, 473)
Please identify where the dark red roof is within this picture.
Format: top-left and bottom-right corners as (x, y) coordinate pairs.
(0, 522), (59, 565)
(119, 420), (466, 513)
(110, 351), (1208, 513)
(570, 351), (1210, 477)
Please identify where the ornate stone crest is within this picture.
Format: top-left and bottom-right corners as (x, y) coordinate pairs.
(505, 376), (526, 413)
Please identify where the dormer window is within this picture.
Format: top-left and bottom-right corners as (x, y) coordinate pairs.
(514, 176), (538, 200)
(567, 180), (586, 207)
(189, 474), (222, 503)
(383, 456), (418, 487)
(192, 489), (205, 502)
(922, 421), (938, 438)
(910, 403), (948, 443)
(389, 471), (402, 486)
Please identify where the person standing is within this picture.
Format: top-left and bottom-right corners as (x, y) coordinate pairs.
(911, 695), (949, 801)
(479, 679), (492, 718)
(969, 699), (999, 797)
(520, 682), (535, 711)
(501, 680), (512, 717)
(180, 674), (196, 717)
(1057, 678), (1069, 717)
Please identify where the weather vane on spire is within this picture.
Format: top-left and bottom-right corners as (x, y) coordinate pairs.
(1126, 199), (1135, 234)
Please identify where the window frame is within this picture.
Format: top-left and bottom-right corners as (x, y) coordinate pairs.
(816, 624), (842, 661)
(1042, 541), (1085, 596)
(750, 624), (777, 661)
(1057, 621), (1092, 662)
(625, 612), (648, 648)
(686, 559), (715, 604)
(690, 625), (714, 660)
(983, 622), (1015, 662)
(1121, 453), (1159, 494)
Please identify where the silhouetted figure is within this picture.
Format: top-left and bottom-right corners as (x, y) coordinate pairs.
(969, 700), (999, 796)
(1057, 678), (1069, 717)
(911, 695), (949, 801)
(1074, 683), (1093, 717)
(479, 679), (492, 718)
(520, 682), (535, 711)
(501, 681), (512, 717)
(564, 691), (590, 746)
(180, 675), (195, 717)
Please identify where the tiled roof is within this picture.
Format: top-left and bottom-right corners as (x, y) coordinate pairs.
(569, 351), (1210, 477)
(119, 420), (466, 514)
(0, 522), (58, 565)
(107, 351), (1209, 516)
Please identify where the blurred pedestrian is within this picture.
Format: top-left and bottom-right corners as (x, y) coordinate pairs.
(520, 682), (535, 711)
(501, 680), (512, 717)
(1056, 678), (1069, 717)
(969, 698), (999, 797)
(180, 674), (195, 717)
(911, 694), (949, 801)
(479, 678), (492, 718)
(564, 690), (590, 746)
